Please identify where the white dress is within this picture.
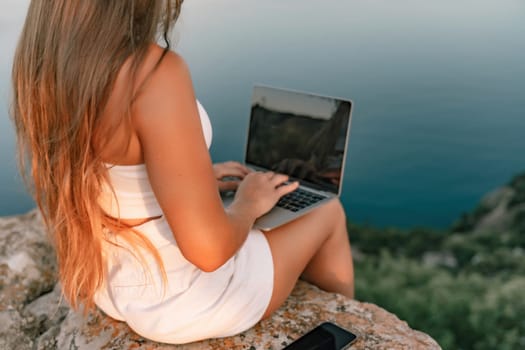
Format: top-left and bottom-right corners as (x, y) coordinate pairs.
(94, 101), (274, 344)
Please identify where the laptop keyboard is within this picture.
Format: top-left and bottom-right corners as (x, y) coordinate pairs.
(276, 188), (326, 212)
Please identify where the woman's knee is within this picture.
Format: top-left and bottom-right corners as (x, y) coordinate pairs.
(314, 198), (346, 225)
(329, 198), (346, 217)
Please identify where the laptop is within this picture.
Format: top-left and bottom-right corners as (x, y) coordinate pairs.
(222, 85), (353, 230)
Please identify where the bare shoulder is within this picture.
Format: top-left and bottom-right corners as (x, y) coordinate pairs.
(138, 44), (193, 97)
(95, 44), (195, 165)
(131, 44), (196, 127)
(142, 44), (191, 83)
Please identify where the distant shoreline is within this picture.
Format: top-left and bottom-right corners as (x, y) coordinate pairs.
(2, 171), (523, 231)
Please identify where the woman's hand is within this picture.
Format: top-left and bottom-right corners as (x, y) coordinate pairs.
(213, 161), (251, 192)
(233, 172), (299, 219)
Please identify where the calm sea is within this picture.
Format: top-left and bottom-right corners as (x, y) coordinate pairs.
(1, 0), (524, 228)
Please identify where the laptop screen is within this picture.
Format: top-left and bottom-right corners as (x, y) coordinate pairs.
(245, 86), (352, 194)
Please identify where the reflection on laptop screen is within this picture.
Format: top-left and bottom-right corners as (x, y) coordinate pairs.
(246, 86), (352, 194)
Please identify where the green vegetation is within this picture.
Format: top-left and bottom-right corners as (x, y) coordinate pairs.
(351, 173), (525, 349)
(509, 174), (525, 209)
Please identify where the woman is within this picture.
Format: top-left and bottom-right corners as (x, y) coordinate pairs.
(12, 0), (354, 344)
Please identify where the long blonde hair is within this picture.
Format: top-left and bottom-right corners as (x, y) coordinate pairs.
(11, 0), (184, 312)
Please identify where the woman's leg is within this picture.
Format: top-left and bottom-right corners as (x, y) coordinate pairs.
(262, 199), (354, 318)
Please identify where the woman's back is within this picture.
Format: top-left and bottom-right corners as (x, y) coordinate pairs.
(95, 45), (171, 167)
(98, 100), (213, 220)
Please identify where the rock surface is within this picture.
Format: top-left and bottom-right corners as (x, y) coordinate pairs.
(1, 210), (441, 349)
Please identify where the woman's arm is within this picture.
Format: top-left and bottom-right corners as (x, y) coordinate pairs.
(131, 47), (296, 272)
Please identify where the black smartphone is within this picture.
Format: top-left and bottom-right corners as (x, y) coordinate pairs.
(283, 322), (357, 350)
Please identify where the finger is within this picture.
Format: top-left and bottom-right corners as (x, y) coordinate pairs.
(276, 181), (300, 196)
(226, 161), (243, 167)
(212, 164), (223, 178)
(270, 173), (289, 186)
(238, 165), (251, 175)
(215, 167), (245, 179)
(219, 181), (240, 192)
(213, 163), (232, 179)
(233, 163), (251, 176)
(223, 161), (247, 173)
(220, 168), (248, 179)
(227, 161), (250, 173)
(265, 171), (275, 179)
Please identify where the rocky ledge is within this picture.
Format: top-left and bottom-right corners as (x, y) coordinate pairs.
(0, 210), (441, 349)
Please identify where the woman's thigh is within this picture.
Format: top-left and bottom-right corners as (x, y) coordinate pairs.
(262, 199), (345, 318)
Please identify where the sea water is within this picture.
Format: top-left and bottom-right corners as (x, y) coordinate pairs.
(1, 0), (524, 228)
